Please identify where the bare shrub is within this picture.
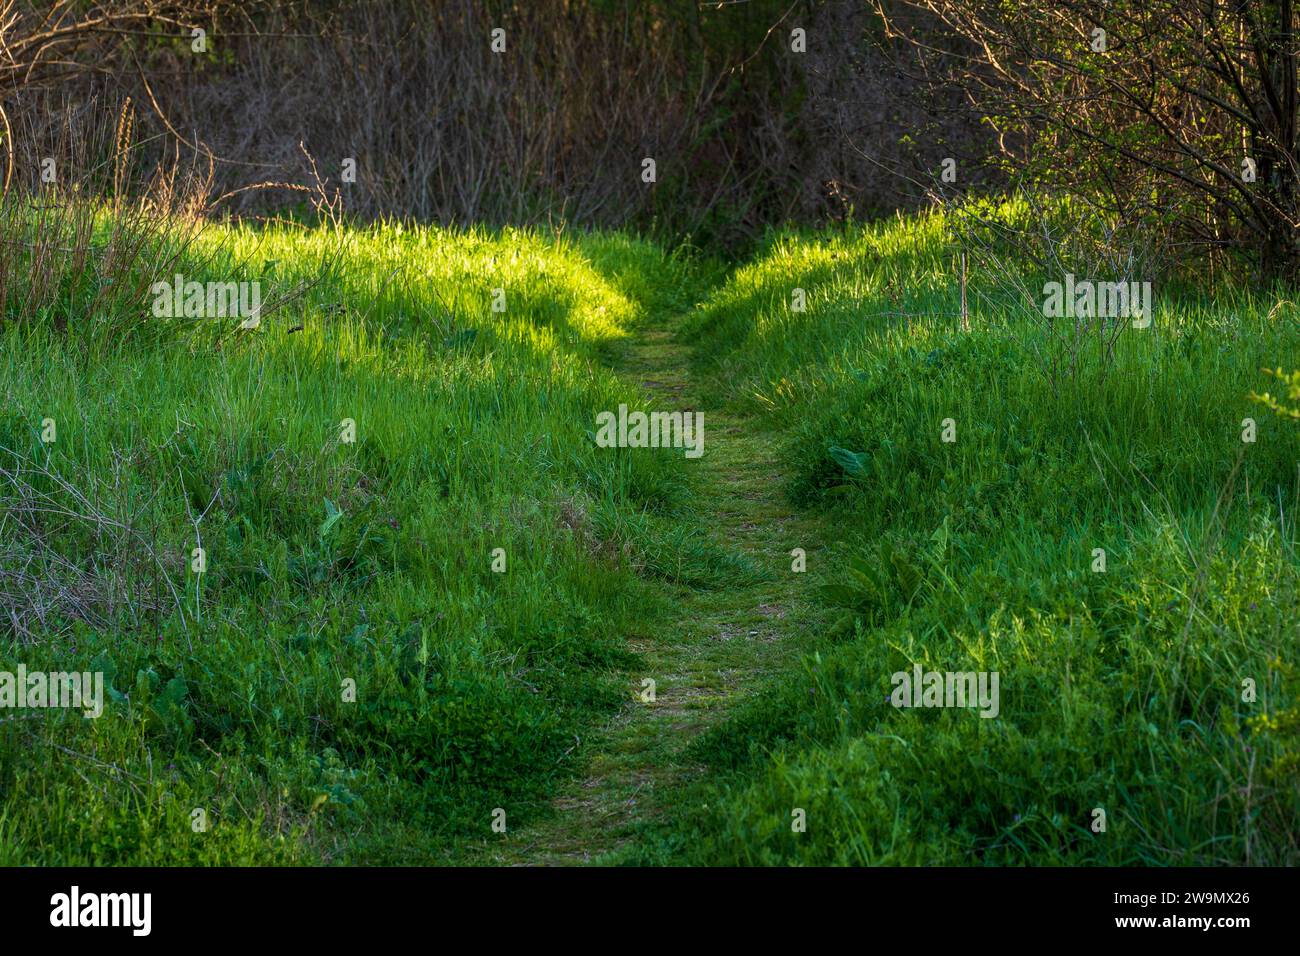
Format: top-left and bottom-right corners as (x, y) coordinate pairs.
(0, 443), (185, 644)
(880, 0), (1300, 278)
(0, 92), (212, 339)
(0, 1), (1002, 241)
(787, 0), (1003, 221)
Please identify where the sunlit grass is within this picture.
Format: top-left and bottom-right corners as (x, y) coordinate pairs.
(0, 218), (708, 864)
(646, 207), (1300, 866)
(4, 203), (1297, 866)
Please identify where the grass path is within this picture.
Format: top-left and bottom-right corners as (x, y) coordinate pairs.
(468, 311), (832, 865)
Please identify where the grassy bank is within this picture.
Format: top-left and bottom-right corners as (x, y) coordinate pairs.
(639, 211), (1300, 865)
(0, 219), (710, 864)
(3, 202), (1297, 866)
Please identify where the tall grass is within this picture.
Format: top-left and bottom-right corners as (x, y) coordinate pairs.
(0, 217), (717, 864)
(4, 187), (1296, 865)
(648, 210), (1300, 865)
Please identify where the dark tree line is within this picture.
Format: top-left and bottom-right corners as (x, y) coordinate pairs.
(2, 0), (1296, 274)
(880, 0), (1299, 277)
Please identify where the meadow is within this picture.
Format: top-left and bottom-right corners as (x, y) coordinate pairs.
(0, 199), (1297, 865)
(0, 215), (712, 863)
(641, 209), (1300, 865)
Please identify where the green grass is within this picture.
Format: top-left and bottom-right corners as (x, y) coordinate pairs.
(637, 212), (1300, 866)
(0, 219), (721, 864)
(3, 202), (1298, 866)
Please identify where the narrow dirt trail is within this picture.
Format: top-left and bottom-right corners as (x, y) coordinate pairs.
(472, 314), (830, 865)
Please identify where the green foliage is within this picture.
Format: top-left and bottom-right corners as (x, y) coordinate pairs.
(6, 202), (1298, 867)
(640, 209), (1300, 866)
(1251, 367), (1300, 422)
(0, 220), (705, 864)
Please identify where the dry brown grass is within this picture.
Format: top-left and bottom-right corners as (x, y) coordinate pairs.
(0, 443), (185, 644)
(0, 92), (212, 339)
(2, 1), (996, 243)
